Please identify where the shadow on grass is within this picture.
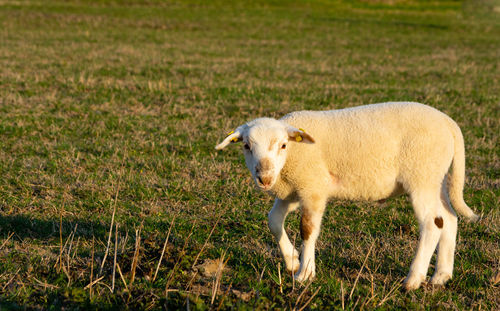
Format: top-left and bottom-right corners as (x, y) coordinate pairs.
(0, 214), (111, 241)
(0, 213), (181, 251)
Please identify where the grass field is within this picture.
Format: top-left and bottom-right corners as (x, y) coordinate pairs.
(0, 0), (499, 309)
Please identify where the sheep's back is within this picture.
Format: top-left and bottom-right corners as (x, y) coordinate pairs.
(280, 102), (454, 201)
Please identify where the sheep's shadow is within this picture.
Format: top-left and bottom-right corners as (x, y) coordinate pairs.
(0, 214), (110, 241)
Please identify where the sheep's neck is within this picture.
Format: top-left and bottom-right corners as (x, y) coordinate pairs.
(268, 171), (295, 200)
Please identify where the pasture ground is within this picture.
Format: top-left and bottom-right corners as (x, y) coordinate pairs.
(0, 0), (499, 309)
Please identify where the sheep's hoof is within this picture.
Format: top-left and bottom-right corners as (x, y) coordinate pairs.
(294, 268), (315, 283)
(403, 273), (425, 291)
(285, 254), (300, 275)
(430, 272), (452, 286)
(287, 267), (299, 275)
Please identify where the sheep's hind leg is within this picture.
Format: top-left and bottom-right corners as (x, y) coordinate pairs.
(404, 190), (442, 290)
(268, 198), (301, 274)
(431, 182), (457, 286)
(294, 194), (327, 283)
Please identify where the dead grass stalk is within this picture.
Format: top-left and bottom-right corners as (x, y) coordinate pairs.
(153, 215), (176, 282)
(349, 240), (375, 300)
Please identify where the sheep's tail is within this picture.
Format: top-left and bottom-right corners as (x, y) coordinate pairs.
(447, 119), (479, 222)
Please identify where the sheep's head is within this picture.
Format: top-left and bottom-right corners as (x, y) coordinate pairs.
(215, 118), (315, 191)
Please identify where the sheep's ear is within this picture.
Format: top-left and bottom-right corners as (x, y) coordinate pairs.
(215, 130), (242, 150)
(287, 126), (315, 143)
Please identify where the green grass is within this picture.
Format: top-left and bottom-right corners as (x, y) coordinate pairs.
(0, 0), (499, 309)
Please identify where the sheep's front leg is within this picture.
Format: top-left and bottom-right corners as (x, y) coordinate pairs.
(268, 198), (301, 274)
(295, 194), (326, 282)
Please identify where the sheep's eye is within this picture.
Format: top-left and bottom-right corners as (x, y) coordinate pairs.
(244, 143), (250, 150)
(281, 144), (287, 149)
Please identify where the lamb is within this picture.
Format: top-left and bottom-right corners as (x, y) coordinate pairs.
(215, 102), (479, 290)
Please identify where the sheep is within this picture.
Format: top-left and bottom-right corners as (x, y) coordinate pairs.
(215, 102), (479, 290)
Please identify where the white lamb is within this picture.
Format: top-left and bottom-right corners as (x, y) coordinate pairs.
(215, 102), (479, 290)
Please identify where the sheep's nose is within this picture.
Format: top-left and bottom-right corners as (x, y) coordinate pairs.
(257, 175), (272, 187)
